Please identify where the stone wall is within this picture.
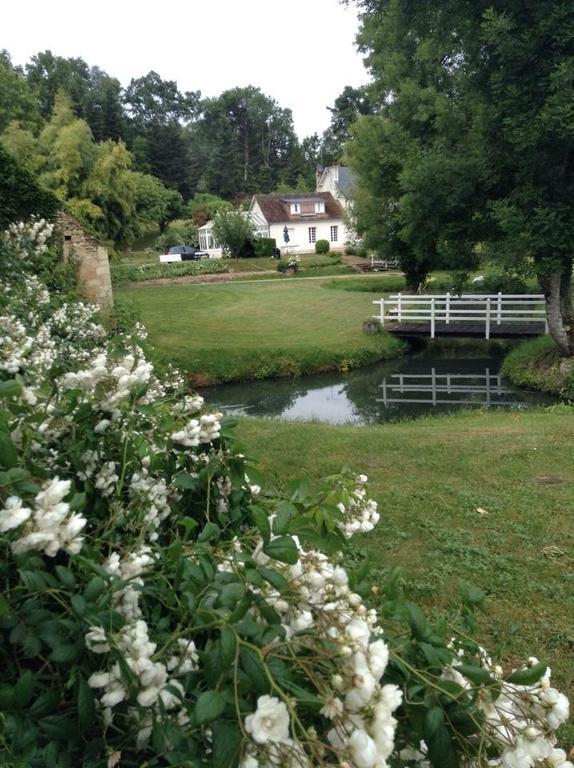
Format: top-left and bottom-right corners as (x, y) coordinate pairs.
(55, 211), (113, 309)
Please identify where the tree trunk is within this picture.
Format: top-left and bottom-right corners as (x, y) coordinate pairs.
(539, 270), (574, 356)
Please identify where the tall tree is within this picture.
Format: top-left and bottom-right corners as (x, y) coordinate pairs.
(352, 0), (574, 351)
(123, 71), (200, 197)
(193, 87), (300, 200)
(0, 51), (42, 132)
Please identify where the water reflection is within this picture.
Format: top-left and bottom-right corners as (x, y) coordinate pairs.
(204, 353), (556, 426)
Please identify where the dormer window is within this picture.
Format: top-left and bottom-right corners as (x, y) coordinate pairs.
(290, 203), (299, 214)
(315, 201), (325, 213)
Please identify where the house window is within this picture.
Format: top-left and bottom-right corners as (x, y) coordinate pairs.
(308, 227), (316, 244)
(330, 226), (338, 242)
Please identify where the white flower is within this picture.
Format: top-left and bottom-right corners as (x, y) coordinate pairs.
(0, 496), (32, 532)
(349, 729), (378, 768)
(85, 626), (110, 653)
(245, 695), (290, 744)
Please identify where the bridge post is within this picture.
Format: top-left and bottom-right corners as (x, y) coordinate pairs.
(485, 297), (491, 339)
(431, 298), (436, 338)
(445, 292), (450, 325)
(397, 293), (402, 323)
(497, 292), (502, 325)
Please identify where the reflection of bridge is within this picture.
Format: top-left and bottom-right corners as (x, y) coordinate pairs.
(373, 293), (548, 339)
(377, 369), (523, 407)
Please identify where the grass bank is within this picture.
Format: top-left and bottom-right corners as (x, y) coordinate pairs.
(119, 279), (405, 384)
(502, 337), (574, 398)
(234, 408), (574, 709)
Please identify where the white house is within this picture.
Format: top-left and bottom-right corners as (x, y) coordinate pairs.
(315, 165), (356, 212)
(248, 192), (349, 254)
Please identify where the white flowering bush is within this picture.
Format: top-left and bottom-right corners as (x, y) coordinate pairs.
(0, 223), (570, 767)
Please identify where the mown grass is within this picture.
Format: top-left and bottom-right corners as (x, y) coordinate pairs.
(118, 279), (405, 384)
(502, 336), (574, 398)
(235, 408), (574, 713)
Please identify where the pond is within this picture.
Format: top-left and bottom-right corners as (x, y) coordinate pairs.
(203, 347), (557, 426)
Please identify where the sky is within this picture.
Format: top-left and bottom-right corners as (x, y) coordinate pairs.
(4, 0), (369, 137)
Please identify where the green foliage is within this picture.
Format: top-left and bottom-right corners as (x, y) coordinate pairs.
(154, 219), (199, 254)
(212, 208), (255, 259)
(0, 51), (42, 132)
(254, 238), (276, 258)
(0, 145), (59, 229)
(352, 0), (574, 350)
(185, 193), (233, 226)
(501, 337), (574, 399)
(315, 239), (330, 255)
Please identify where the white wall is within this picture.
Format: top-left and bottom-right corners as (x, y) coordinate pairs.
(270, 219), (349, 254)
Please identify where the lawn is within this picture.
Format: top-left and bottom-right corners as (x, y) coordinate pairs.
(119, 278), (405, 384)
(234, 408), (574, 713)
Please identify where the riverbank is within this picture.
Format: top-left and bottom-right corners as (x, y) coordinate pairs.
(119, 278), (405, 385)
(234, 407), (574, 711)
(501, 336), (574, 398)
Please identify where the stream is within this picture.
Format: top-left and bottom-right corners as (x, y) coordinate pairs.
(203, 347), (557, 426)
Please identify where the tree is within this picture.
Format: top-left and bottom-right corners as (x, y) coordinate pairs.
(123, 71), (200, 197)
(185, 193), (233, 226)
(84, 140), (138, 245)
(193, 87), (301, 199)
(352, 0), (574, 348)
(0, 51), (42, 132)
(132, 171), (183, 232)
(0, 143), (58, 228)
(1, 121), (44, 175)
(212, 208), (255, 258)
(39, 91), (96, 200)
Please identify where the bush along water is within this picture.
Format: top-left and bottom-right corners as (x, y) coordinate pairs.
(0, 221), (571, 767)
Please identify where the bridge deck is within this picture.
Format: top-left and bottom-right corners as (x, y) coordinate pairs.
(386, 321), (545, 338)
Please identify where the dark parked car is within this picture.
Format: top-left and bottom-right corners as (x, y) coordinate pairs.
(159, 245), (209, 263)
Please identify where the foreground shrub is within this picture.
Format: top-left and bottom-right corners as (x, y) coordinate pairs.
(0, 221), (571, 767)
(315, 239), (330, 255)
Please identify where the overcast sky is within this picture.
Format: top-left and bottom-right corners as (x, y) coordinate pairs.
(4, 0), (369, 137)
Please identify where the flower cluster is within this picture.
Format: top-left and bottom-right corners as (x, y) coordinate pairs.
(0, 478), (86, 557)
(3, 217), (54, 260)
(337, 474), (381, 538)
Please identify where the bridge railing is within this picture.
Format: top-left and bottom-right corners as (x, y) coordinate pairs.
(377, 368), (523, 406)
(372, 293), (547, 338)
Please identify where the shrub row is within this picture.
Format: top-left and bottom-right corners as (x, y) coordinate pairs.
(110, 260), (229, 285)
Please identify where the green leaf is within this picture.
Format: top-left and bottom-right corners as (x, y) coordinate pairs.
(0, 380), (21, 398)
(263, 536), (299, 565)
(455, 663), (496, 687)
(239, 647), (268, 694)
(174, 472), (197, 490)
(77, 677), (96, 732)
(405, 601), (430, 641)
(424, 706), (444, 740)
(273, 501), (296, 534)
(219, 625), (237, 668)
(19, 570), (47, 592)
(211, 720), (242, 768)
(258, 567), (289, 593)
(198, 522), (221, 543)
(49, 644), (81, 664)
(83, 576), (106, 602)
(288, 477), (309, 502)
(0, 593), (10, 617)
(13, 670), (34, 709)
(0, 431), (18, 469)
(28, 689), (60, 719)
(427, 723), (458, 768)
(194, 690), (226, 725)
(217, 582), (246, 608)
(250, 505), (271, 542)
(71, 595), (86, 616)
(506, 661), (548, 686)
(55, 566), (76, 589)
